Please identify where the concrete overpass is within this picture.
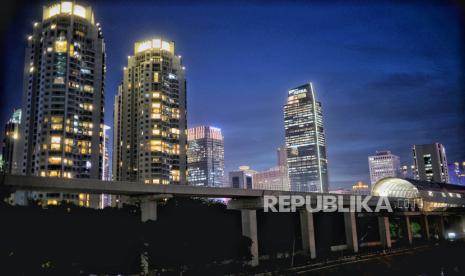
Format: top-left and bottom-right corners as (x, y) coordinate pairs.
(1, 174), (465, 267)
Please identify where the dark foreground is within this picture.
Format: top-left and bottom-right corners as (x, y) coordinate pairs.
(1, 198), (464, 275)
(285, 242), (465, 276)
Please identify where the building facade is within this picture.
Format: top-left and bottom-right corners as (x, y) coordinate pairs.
(253, 166), (290, 191)
(448, 162), (465, 185)
(113, 38), (187, 185)
(187, 126), (224, 187)
(229, 166), (256, 189)
(2, 109), (22, 174)
(16, 2), (105, 181)
(102, 125), (111, 181)
(99, 125), (111, 208)
(253, 145), (290, 191)
(368, 151), (400, 185)
(413, 143), (449, 183)
(284, 83), (329, 192)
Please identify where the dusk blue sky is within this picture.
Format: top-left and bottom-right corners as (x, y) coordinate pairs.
(2, 1), (464, 189)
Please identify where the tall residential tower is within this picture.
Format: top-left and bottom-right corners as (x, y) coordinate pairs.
(16, 2), (105, 180)
(187, 126), (224, 187)
(284, 83), (329, 192)
(113, 38), (187, 185)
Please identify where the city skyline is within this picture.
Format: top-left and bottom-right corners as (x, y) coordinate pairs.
(2, 1), (464, 189)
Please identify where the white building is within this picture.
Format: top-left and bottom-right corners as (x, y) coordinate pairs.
(368, 151), (400, 185)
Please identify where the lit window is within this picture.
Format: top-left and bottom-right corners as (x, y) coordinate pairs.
(54, 40), (68, 53)
(48, 157), (62, 165)
(54, 77), (65, 84)
(51, 136), (61, 144)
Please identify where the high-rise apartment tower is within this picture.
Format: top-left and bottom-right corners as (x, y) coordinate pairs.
(113, 38), (187, 185)
(16, 2), (105, 181)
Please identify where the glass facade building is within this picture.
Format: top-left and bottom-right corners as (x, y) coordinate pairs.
(187, 126), (224, 187)
(113, 38), (187, 185)
(284, 83), (328, 192)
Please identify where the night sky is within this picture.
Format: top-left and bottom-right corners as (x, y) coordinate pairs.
(1, 1), (464, 189)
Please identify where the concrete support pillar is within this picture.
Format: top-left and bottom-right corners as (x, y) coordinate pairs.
(461, 216), (465, 238)
(378, 216), (391, 249)
(422, 215), (430, 240)
(140, 200), (157, 222)
(299, 210), (316, 259)
(405, 216), (412, 245)
(241, 209), (259, 266)
(439, 215), (446, 239)
(344, 212), (358, 253)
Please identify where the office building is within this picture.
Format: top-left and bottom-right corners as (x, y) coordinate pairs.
(253, 146), (290, 191)
(187, 126), (224, 187)
(284, 83), (329, 192)
(16, 2), (105, 181)
(413, 143), (449, 183)
(113, 38), (187, 185)
(253, 166), (290, 191)
(368, 151), (400, 185)
(2, 109), (22, 174)
(229, 166), (256, 189)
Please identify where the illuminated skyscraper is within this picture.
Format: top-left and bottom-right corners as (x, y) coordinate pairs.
(113, 38), (187, 185)
(2, 109), (22, 174)
(368, 151), (400, 185)
(413, 143), (449, 183)
(16, 2), (105, 182)
(284, 83), (328, 192)
(187, 126), (224, 187)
